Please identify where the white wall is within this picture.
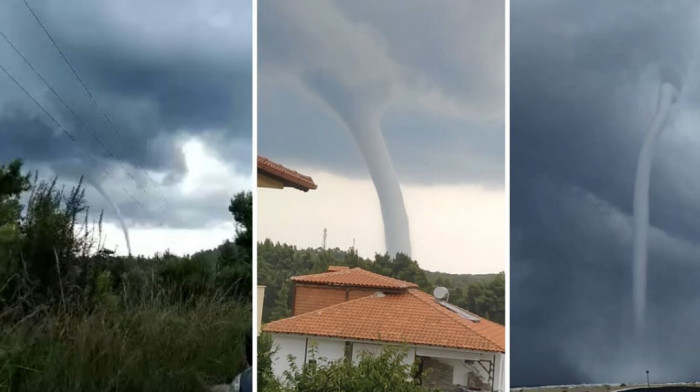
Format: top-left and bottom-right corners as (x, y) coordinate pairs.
(310, 338), (345, 363)
(270, 334), (307, 381)
(352, 342), (416, 368)
(494, 352), (505, 392)
(257, 286), (265, 336)
(271, 334), (504, 391)
(270, 335), (349, 381)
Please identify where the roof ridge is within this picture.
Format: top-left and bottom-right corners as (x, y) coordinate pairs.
(264, 291), (387, 327)
(290, 267), (351, 280)
(291, 267), (418, 289)
(408, 289), (504, 352)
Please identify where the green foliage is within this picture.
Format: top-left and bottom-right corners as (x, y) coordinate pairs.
(257, 333), (282, 392)
(157, 251), (216, 300)
(0, 160), (253, 389)
(463, 272), (505, 324)
(269, 281), (290, 320)
(0, 159), (30, 229)
(274, 345), (432, 392)
(214, 191), (253, 300)
(257, 240), (505, 324)
(424, 270), (503, 323)
(0, 299), (251, 392)
(217, 239), (252, 300)
(0, 169), (97, 309)
(229, 191), (252, 256)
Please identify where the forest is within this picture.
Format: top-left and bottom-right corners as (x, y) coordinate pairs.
(257, 240), (505, 325)
(0, 159), (252, 391)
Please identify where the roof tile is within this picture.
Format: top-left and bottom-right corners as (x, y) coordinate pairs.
(264, 288), (504, 352)
(257, 156), (317, 191)
(292, 268), (419, 290)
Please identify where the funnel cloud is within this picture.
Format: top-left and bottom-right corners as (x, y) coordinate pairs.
(512, 0), (700, 386)
(259, 0), (504, 256)
(91, 179), (132, 255)
(632, 82), (678, 338)
(258, 0), (504, 274)
(303, 69), (411, 256)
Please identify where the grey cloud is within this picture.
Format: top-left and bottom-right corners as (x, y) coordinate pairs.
(258, 0), (504, 186)
(512, 0), (700, 385)
(0, 0), (251, 228)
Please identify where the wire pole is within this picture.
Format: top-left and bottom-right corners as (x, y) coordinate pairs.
(646, 370), (650, 388)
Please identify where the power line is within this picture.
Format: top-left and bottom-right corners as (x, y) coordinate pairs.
(0, 29), (168, 211)
(0, 31), (116, 164)
(0, 63), (153, 213)
(21, 0), (127, 144)
(21, 0), (172, 207)
(0, 61), (146, 211)
(0, 62), (76, 142)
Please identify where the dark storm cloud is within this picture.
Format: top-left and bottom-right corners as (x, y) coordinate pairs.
(511, 0), (700, 385)
(258, 0), (504, 186)
(0, 0), (251, 227)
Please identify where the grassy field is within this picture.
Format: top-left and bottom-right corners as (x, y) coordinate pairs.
(0, 299), (250, 392)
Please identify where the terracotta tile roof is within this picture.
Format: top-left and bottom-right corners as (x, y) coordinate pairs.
(264, 288), (504, 353)
(292, 268), (419, 290)
(257, 156), (317, 192)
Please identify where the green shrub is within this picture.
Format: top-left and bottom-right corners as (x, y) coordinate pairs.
(260, 343), (434, 392)
(0, 299), (250, 392)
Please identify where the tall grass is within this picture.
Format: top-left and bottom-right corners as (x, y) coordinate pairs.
(0, 298), (250, 392)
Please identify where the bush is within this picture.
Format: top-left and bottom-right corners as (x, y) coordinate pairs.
(0, 299), (251, 392)
(257, 333), (282, 392)
(258, 342), (434, 392)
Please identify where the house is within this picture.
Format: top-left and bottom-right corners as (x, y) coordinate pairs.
(256, 156), (317, 334)
(263, 267), (505, 392)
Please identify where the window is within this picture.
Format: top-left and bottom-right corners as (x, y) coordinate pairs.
(344, 341), (353, 363)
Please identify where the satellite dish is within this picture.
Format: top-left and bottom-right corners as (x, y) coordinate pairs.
(433, 286), (449, 301)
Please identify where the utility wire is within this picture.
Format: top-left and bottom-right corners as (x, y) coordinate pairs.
(21, 0), (127, 144)
(0, 29), (164, 210)
(0, 61), (144, 208)
(21, 0), (172, 208)
(1, 31), (115, 168)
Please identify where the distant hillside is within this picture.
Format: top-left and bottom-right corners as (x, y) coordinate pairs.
(258, 240), (504, 324)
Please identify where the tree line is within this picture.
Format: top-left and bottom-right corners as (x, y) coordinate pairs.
(257, 240), (505, 324)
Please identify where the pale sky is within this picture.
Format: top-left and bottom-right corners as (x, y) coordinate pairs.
(99, 138), (250, 256)
(258, 170), (504, 275)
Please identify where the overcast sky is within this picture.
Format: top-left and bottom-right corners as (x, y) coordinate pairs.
(511, 0), (700, 386)
(257, 0), (505, 275)
(0, 0), (251, 256)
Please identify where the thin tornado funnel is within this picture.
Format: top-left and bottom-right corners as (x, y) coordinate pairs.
(91, 180), (132, 256)
(304, 71), (412, 256)
(345, 116), (411, 257)
(632, 81), (678, 337)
